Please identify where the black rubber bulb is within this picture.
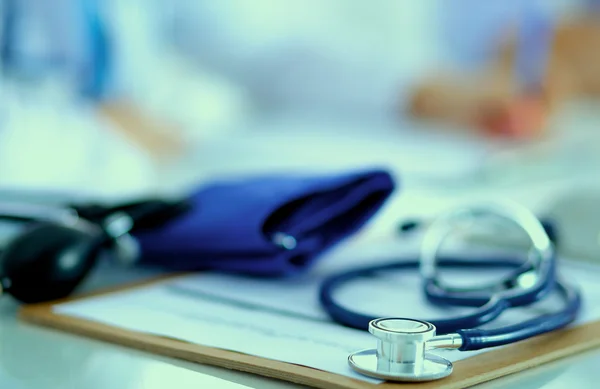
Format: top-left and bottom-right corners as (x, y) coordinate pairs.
(0, 221), (104, 304)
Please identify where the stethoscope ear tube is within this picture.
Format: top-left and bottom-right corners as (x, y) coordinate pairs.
(398, 218), (558, 246)
(397, 217), (560, 246)
(418, 201), (555, 297)
(318, 257), (541, 334)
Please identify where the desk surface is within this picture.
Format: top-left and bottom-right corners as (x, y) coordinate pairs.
(2, 104), (600, 388)
(1, 281), (598, 389)
(3, 201), (599, 389)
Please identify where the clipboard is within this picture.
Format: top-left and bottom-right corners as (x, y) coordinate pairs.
(17, 275), (600, 389)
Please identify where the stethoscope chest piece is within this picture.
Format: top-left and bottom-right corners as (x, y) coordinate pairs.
(348, 318), (453, 382)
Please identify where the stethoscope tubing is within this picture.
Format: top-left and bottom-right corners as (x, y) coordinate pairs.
(320, 257), (524, 333)
(398, 218), (557, 242)
(319, 256), (582, 351)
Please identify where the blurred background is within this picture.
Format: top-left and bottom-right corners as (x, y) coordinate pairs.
(2, 0), (600, 259)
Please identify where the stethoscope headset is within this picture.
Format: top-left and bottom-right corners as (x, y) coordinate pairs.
(0, 197), (190, 304)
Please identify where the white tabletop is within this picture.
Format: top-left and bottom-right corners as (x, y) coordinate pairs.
(1, 256), (598, 389)
(2, 100), (600, 388)
(0, 308), (596, 389)
(0, 267), (598, 389)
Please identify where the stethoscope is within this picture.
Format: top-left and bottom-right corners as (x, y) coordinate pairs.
(0, 197), (189, 304)
(318, 201), (582, 382)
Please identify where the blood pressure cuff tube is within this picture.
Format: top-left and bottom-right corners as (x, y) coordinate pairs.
(132, 169), (395, 276)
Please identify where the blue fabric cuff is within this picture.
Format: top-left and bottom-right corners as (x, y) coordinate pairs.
(133, 168), (395, 276)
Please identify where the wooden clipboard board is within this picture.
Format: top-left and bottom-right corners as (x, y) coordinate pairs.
(17, 275), (600, 389)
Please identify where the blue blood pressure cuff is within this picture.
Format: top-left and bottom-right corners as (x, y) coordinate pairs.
(132, 169), (395, 276)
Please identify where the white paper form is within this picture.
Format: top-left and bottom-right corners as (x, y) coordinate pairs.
(53, 259), (600, 384)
